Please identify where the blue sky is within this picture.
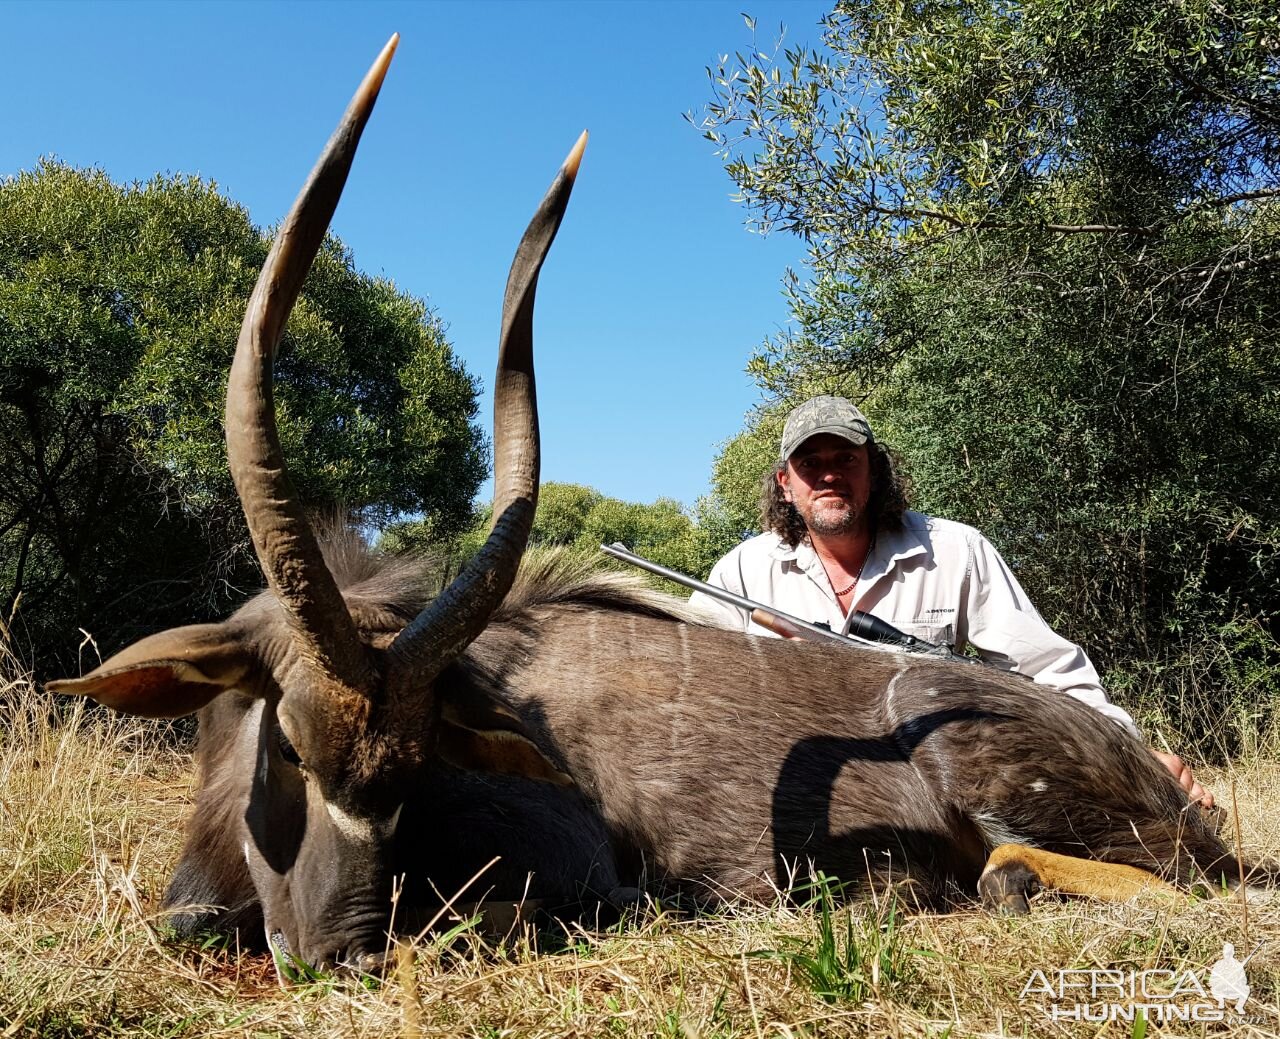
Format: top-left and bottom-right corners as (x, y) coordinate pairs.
(2, 0), (832, 509)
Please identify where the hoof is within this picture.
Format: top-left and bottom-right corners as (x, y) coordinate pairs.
(978, 861), (1041, 915)
(607, 885), (645, 909)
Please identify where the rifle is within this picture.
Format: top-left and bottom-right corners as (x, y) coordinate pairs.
(600, 542), (957, 659)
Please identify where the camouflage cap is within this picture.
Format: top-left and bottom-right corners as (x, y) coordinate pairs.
(779, 396), (874, 460)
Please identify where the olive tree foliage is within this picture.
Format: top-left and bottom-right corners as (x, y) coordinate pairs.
(0, 162), (484, 674)
(698, 1), (1280, 749)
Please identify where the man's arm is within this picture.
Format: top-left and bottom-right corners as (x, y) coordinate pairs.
(688, 554), (752, 630)
(962, 532), (1138, 730)
(963, 533), (1213, 807)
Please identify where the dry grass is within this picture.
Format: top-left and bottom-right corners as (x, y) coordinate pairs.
(2, 647), (1278, 1038)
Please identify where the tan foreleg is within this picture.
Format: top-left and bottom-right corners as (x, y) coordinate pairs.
(978, 843), (1179, 914)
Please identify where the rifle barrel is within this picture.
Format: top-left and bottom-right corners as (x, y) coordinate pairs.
(600, 542), (914, 652)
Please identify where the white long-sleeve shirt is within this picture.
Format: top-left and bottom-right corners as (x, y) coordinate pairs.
(689, 511), (1138, 735)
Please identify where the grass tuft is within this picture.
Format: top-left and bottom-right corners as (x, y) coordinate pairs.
(755, 873), (922, 1006)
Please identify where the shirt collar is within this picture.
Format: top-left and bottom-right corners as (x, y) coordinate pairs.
(766, 514), (931, 579)
(865, 514), (930, 580)
(768, 536), (806, 564)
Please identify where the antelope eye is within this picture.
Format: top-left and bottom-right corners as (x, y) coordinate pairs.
(277, 729), (304, 768)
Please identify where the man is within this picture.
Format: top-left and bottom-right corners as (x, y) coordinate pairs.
(691, 395), (1211, 807)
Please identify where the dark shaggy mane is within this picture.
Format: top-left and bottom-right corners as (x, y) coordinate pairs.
(495, 548), (704, 625)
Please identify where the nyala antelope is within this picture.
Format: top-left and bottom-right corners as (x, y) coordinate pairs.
(50, 35), (1268, 976)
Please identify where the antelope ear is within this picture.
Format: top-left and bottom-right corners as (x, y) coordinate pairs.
(45, 624), (255, 718)
(437, 693), (573, 787)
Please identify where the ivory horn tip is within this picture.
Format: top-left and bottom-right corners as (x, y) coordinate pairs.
(563, 130), (588, 182)
(356, 33), (400, 106)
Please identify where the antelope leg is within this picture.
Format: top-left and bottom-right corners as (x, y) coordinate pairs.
(978, 843), (1178, 914)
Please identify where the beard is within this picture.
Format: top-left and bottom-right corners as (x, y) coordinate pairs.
(798, 495), (865, 537)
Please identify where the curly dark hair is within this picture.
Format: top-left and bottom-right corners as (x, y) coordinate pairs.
(760, 441), (912, 548)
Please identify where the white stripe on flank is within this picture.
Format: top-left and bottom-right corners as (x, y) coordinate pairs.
(884, 669), (904, 713)
(750, 637), (767, 698)
(677, 623), (691, 692)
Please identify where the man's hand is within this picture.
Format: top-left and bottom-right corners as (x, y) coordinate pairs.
(1151, 749), (1214, 809)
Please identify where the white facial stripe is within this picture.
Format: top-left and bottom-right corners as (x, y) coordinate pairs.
(324, 800), (403, 841)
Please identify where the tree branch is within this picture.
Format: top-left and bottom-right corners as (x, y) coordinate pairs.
(857, 187), (1280, 238)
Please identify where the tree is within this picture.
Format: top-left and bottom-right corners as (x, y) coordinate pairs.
(0, 161), (485, 674)
(384, 481), (736, 595)
(699, 1), (1280, 750)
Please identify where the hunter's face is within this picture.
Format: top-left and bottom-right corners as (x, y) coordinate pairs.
(779, 435), (871, 538)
